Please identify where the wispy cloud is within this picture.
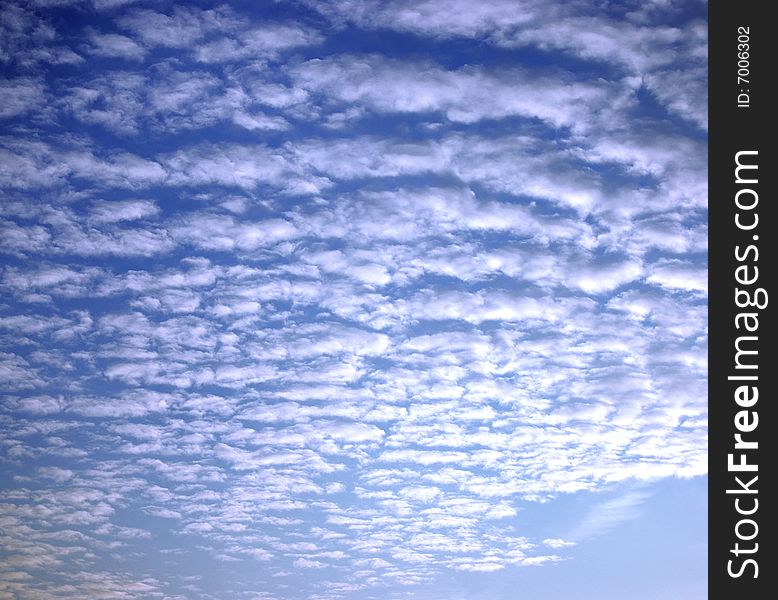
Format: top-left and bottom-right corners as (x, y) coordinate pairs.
(569, 489), (652, 541)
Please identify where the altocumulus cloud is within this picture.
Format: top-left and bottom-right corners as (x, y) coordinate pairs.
(0, 0), (706, 598)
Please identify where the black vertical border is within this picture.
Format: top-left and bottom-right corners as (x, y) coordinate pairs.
(709, 2), (775, 598)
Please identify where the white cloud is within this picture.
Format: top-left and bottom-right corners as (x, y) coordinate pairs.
(86, 31), (145, 60)
(0, 78), (46, 119)
(116, 6), (220, 48)
(305, 0), (707, 129)
(195, 24), (322, 63)
(88, 199), (159, 223)
(569, 490), (651, 540)
(0, 0), (706, 596)
(647, 259), (707, 293)
(292, 55), (613, 131)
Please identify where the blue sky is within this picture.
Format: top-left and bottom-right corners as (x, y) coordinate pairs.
(1, 1), (708, 598)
